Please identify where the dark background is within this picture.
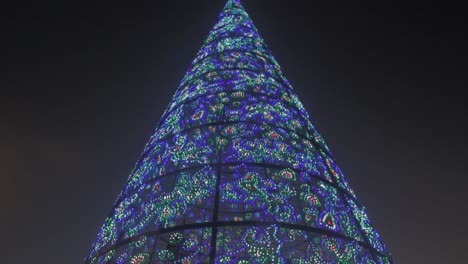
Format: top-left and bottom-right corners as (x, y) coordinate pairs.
(2, 0), (467, 263)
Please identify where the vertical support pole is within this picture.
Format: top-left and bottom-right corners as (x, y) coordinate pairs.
(209, 153), (222, 264)
(210, 108), (226, 264)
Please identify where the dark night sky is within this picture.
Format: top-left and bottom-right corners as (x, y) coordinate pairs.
(2, 0), (467, 263)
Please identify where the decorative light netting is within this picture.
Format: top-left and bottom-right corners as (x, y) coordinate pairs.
(84, 0), (392, 263)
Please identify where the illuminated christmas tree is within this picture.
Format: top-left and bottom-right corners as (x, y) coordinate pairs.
(84, 0), (392, 263)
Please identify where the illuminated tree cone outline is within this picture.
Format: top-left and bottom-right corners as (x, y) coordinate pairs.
(84, 0), (392, 263)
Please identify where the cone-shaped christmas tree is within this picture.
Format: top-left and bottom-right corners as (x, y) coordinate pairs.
(85, 1), (392, 263)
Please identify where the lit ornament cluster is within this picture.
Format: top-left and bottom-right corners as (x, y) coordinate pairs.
(85, 0), (392, 263)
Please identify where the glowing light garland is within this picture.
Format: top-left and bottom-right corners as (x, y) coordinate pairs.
(84, 0), (392, 263)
